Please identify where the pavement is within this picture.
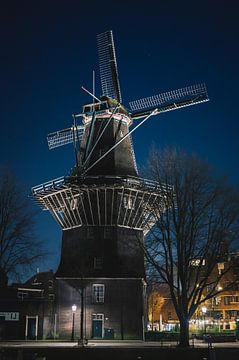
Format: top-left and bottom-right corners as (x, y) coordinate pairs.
(0, 339), (239, 348)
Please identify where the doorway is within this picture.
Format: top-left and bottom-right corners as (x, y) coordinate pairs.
(92, 314), (104, 338)
(25, 316), (38, 340)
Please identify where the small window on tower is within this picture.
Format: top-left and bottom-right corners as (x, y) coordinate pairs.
(92, 284), (105, 303)
(94, 257), (103, 270)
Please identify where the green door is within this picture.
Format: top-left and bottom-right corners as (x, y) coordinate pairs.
(92, 319), (103, 338)
(27, 318), (37, 340)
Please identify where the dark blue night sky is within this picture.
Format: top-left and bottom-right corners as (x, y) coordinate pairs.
(1, 0), (238, 273)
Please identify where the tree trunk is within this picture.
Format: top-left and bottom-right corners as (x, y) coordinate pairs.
(178, 318), (190, 347)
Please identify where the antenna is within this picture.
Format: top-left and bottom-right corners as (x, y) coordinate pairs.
(97, 30), (122, 102)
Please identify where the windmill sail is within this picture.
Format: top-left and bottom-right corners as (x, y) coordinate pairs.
(47, 125), (85, 150)
(129, 83), (209, 119)
(97, 30), (122, 103)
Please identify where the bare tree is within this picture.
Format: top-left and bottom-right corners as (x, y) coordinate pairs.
(0, 168), (47, 285)
(142, 148), (239, 347)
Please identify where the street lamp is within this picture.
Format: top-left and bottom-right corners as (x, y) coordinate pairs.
(202, 306), (207, 335)
(71, 304), (77, 341)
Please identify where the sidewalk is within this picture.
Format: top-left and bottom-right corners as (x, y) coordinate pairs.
(0, 339), (239, 348)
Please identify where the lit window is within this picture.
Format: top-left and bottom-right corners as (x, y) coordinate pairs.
(215, 297), (221, 305)
(92, 284), (105, 303)
(190, 259), (205, 266)
(217, 262), (224, 275)
(92, 313), (104, 320)
(224, 296), (239, 305)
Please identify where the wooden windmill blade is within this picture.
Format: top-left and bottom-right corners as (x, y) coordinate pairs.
(97, 30), (122, 103)
(129, 83), (209, 119)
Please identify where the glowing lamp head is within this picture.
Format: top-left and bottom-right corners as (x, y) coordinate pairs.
(202, 306), (207, 314)
(72, 304), (77, 312)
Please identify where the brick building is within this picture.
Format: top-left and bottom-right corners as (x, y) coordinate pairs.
(147, 253), (239, 333)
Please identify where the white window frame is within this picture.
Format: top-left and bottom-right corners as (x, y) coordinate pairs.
(92, 284), (105, 303)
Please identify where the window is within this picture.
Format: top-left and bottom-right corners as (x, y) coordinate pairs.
(190, 259), (205, 267)
(207, 284), (213, 293)
(17, 291), (28, 300)
(231, 296), (239, 303)
(94, 257), (103, 270)
(215, 297), (221, 305)
(92, 284), (105, 303)
(226, 310), (238, 319)
(217, 262), (225, 275)
(224, 296), (239, 305)
(92, 313), (104, 320)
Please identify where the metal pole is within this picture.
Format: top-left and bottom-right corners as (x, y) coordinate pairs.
(72, 114), (79, 168)
(71, 312), (75, 341)
(80, 286), (84, 342)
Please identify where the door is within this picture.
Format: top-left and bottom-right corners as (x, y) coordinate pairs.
(26, 316), (38, 340)
(92, 314), (104, 338)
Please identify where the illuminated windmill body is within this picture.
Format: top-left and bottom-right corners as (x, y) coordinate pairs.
(32, 31), (209, 339)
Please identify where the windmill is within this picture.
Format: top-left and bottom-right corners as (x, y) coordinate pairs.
(32, 30), (208, 232)
(31, 30), (209, 341)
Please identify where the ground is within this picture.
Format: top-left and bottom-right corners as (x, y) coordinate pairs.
(1, 341), (239, 360)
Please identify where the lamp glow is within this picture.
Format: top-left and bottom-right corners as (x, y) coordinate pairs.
(72, 304), (77, 312)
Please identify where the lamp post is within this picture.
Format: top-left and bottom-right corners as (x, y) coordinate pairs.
(71, 304), (77, 341)
(202, 306), (207, 335)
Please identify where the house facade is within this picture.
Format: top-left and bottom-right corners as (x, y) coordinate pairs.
(148, 253), (239, 333)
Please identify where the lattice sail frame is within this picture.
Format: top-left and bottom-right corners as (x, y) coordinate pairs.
(47, 126), (85, 150)
(97, 30), (122, 102)
(129, 83), (208, 112)
(32, 177), (170, 231)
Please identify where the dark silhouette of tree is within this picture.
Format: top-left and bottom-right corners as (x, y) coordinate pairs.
(142, 148), (239, 347)
(0, 168), (47, 285)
